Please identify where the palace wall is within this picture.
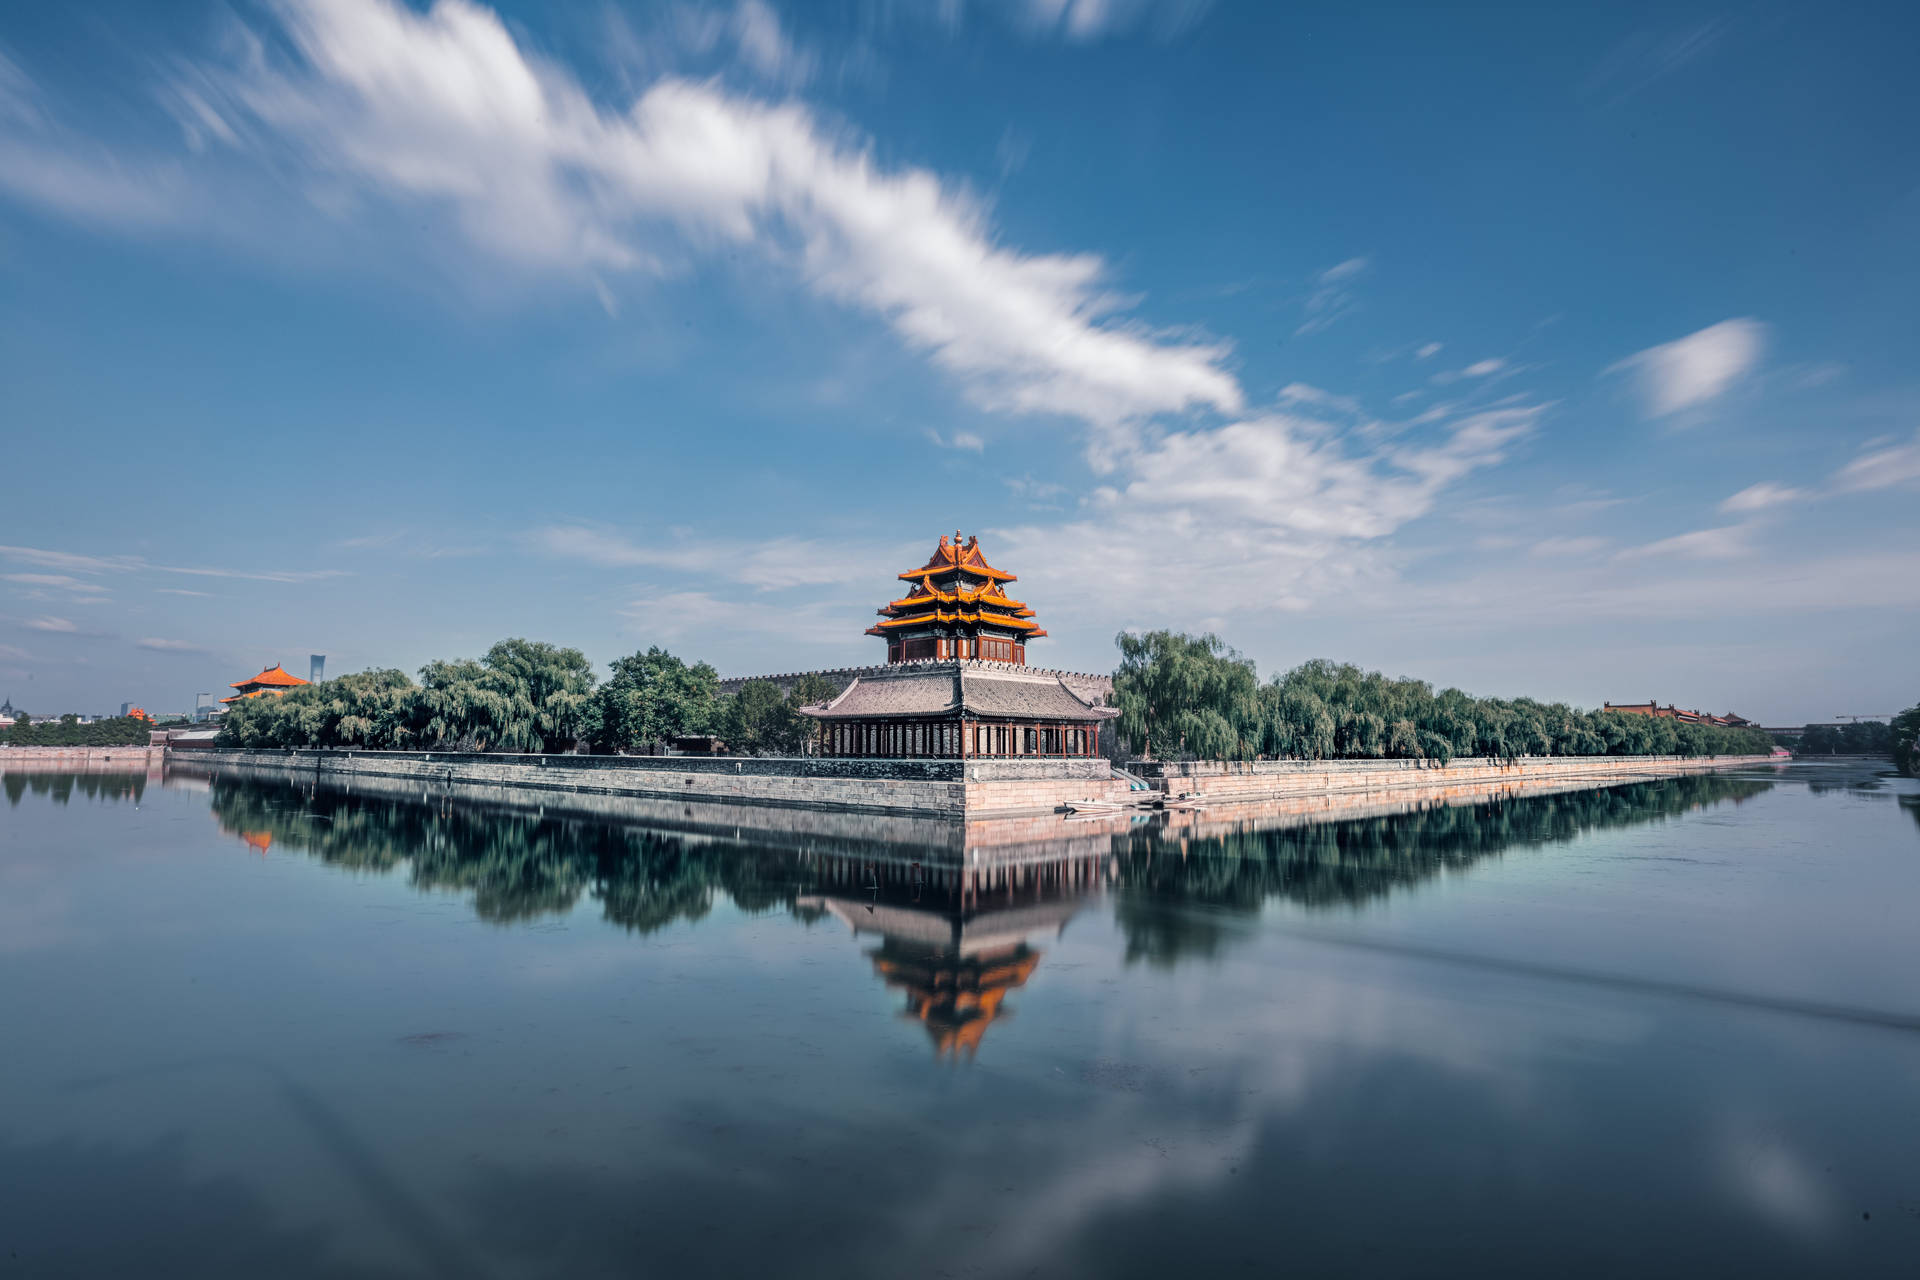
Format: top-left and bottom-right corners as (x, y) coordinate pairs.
(1137, 753), (1776, 802)
(164, 747), (1767, 818)
(182, 747), (1129, 818)
(0, 745), (167, 772)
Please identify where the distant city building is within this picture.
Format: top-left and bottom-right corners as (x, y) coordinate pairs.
(221, 662), (311, 707)
(1603, 701), (1753, 729)
(310, 654), (326, 684)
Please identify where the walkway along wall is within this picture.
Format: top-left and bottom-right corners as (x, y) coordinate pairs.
(177, 747), (1772, 817)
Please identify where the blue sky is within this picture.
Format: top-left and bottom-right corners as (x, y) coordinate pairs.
(2, 0), (1916, 723)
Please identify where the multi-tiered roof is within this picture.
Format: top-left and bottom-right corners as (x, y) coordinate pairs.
(220, 663), (309, 705)
(867, 532), (1046, 665)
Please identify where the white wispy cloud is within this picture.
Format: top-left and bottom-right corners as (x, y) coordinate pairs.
(1296, 256), (1368, 336)
(1462, 358), (1505, 377)
(1719, 482), (1804, 513)
(2, 573), (87, 588)
(924, 428), (986, 452)
(1608, 318), (1765, 417)
(88, 0), (1237, 436)
(1829, 428), (1920, 493)
(1530, 536), (1611, 558)
(532, 525), (887, 590)
(719, 1), (815, 86)
(1010, 0), (1213, 42)
(1415, 342), (1442, 360)
(1001, 401), (1538, 629)
(0, 2), (1543, 662)
(22, 616), (78, 632)
(617, 588), (848, 648)
(136, 637), (211, 653)
(1613, 523), (1752, 562)
(0, 544), (342, 584)
(1584, 19), (1732, 107)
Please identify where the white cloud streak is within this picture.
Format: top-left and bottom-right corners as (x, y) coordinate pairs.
(1718, 482), (1804, 513)
(151, 0), (1242, 434)
(1829, 428), (1920, 493)
(1011, 0), (1213, 42)
(2, 2), (1541, 660)
(0, 544), (344, 584)
(532, 525), (889, 590)
(1612, 523), (1752, 562)
(1609, 318), (1765, 417)
(135, 637), (211, 653)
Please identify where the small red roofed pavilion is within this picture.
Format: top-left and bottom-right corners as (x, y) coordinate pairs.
(221, 663), (309, 706)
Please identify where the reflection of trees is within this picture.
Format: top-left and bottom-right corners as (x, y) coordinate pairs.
(204, 778), (811, 929)
(1111, 775), (1774, 967)
(207, 772), (1780, 975)
(4, 771), (147, 807)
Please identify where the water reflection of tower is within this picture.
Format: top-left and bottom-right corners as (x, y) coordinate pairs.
(800, 850), (1111, 1060)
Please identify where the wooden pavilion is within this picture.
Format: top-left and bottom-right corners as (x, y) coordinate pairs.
(220, 663), (309, 707)
(799, 532), (1116, 759)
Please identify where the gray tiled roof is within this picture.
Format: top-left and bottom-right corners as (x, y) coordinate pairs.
(799, 662), (1116, 723)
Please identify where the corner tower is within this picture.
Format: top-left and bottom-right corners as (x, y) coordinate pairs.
(866, 532), (1047, 665)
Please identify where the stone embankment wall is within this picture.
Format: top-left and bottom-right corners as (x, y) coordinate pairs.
(193, 748), (1128, 817)
(0, 745), (165, 771)
(1139, 754), (1774, 803)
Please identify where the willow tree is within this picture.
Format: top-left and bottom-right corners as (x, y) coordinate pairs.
(1113, 631), (1260, 760)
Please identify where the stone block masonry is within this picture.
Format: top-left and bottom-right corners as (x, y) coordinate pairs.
(194, 748), (1130, 818)
(164, 748), (1767, 818)
(1138, 754), (1776, 803)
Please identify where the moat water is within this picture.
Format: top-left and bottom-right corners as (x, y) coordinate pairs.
(3, 760), (1918, 1277)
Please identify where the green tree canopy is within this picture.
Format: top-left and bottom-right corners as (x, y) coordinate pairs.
(720, 679), (793, 756)
(1893, 704), (1920, 777)
(1111, 633), (1772, 763)
(594, 646), (719, 753)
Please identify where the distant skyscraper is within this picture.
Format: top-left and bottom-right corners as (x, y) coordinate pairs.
(310, 654), (325, 683)
(120, 701), (130, 716)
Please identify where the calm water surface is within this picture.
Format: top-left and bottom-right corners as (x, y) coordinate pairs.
(3, 761), (1918, 1277)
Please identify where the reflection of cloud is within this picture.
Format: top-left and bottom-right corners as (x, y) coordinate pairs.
(1723, 1130), (1835, 1237)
